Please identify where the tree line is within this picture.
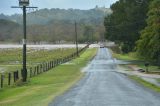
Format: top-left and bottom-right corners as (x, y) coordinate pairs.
(0, 7), (110, 43)
(0, 19), (104, 43)
(104, 0), (160, 64)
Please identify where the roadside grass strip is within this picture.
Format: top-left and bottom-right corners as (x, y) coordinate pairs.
(0, 48), (97, 106)
(111, 50), (160, 92)
(112, 52), (139, 61)
(112, 51), (160, 73)
(129, 75), (160, 92)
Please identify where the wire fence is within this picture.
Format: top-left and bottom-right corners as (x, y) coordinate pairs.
(0, 44), (90, 89)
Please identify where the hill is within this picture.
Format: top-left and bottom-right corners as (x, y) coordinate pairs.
(0, 7), (112, 43)
(0, 7), (111, 25)
(0, 19), (20, 42)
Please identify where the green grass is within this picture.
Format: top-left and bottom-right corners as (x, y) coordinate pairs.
(112, 51), (160, 73)
(137, 64), (160, 73)
(120, 65), (132, 71)
(0, 48), (97, 106)
(112, 52), (140, 61)
(129, 75), (160, 92)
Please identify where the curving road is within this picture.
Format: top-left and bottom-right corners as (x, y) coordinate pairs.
(49, 48), (160, 106)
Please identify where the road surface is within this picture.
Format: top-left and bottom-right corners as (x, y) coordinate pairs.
(49, 48), (160, 106)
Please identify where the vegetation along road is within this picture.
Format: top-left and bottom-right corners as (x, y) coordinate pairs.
(49, 48), (160, 106)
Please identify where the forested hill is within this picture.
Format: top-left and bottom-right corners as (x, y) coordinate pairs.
(0, 7), (112, 25)
(0, 19), (20, 42)
(0, 7), (111, 43)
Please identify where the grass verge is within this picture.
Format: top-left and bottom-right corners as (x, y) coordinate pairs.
(0, 48), (97, 106)
(111, 50), (160, 92)
(129, 75), (160, 92)
(112, 52), (140, 61)
(112, 51), (160, 73)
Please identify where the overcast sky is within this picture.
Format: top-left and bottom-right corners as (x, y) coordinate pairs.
(0, 0), (118, 15)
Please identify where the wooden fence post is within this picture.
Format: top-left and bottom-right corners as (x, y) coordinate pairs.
(34, 67), (36, 76)
(40, 64), (42, 73)
(21, 69), (23, 80)
(16, 71), (19, 81)
(13, 72), (16, 82)
(48, 62), (50, 70)
(43, 63), (45, 72)
(48, 61), (51, 70)
(1, 74), (4, 88)
(53, 60), (56, 67)
(45, 63), (47, 71)
(51, 61), (53, 68)
(8, 73), (11, 85)
(46, 62), (48, 71)
(37, 66), (39, 74)
(30, 67), (32, 78)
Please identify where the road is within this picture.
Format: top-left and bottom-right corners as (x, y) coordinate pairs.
(49, 48), (160, 106)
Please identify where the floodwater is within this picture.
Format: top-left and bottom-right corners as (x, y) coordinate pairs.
(0, 44), (98, 49)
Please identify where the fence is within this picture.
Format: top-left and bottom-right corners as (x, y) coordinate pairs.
(0, 44), (90, 89)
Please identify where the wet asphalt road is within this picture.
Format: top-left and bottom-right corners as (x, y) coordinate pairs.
(49, 48), (160, 106)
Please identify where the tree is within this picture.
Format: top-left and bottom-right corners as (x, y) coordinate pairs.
(136, 0), (160, 64)
(104, 0), (150, 53)
(83, 25), (94, 42)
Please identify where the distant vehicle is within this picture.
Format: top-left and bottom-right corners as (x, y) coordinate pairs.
(100, 44), (105, 48)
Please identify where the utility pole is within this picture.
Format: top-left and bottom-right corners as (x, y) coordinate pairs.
(75, 21), (79, 56)
(22, 5), (27, 82)
(158, 53), (160, 69)
(91, 30), (94, 44)
(12, 0), (37, 82)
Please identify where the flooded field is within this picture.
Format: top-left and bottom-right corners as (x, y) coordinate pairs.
(0, 44), (87, 49)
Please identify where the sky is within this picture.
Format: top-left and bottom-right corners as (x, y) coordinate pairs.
(0, 0), (118, 15)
